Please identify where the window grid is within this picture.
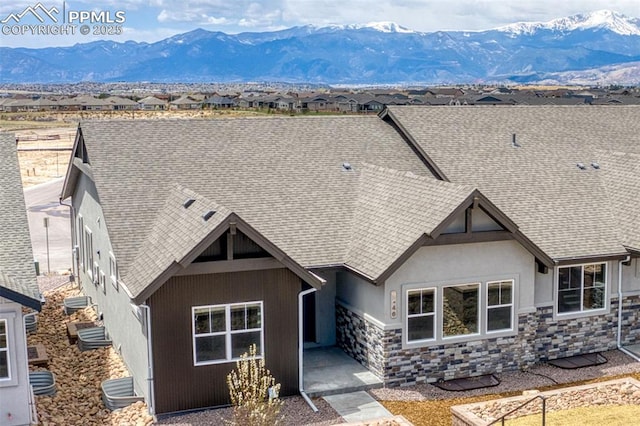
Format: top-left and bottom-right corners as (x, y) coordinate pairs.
(557, 263), (606, 315)
(405, 280), (515, 346)
(486, 280), (514, 333)
(406, 288), (436, 342)
(192, 301), (263, 366)
(0, 319), (9, 380)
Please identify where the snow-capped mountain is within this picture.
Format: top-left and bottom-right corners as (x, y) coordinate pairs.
(498, 10), (640, 35)
(1, 10), (639, 84)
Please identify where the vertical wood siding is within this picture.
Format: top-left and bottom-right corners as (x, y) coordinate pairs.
(149, 268), (301, 414)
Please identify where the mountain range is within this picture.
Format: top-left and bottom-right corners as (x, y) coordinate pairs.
(1, 9), (640, 85)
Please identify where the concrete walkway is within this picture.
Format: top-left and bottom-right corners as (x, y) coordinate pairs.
(303, 346), (382, 396)
(323, 391), (392, 423)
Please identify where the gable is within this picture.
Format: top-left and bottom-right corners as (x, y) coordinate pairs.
(194, 229), (270, 263)
(123, 184), (324, 304)
(441, 206), (504, 234)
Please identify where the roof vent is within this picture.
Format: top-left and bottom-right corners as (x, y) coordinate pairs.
(183, 198), (195, 208)
(511, 133), (521, 148)
(202, 210), (216, 221)
(342, 162), (353, 171)
(591, 162), (600, 170)
(576, 163), (586, 170)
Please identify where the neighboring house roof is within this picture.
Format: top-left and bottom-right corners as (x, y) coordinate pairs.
(106, 96), (139, 106)
(382, 105), (640, 262)
(138, 96), (167, 105)
(0, 133), (41, 310)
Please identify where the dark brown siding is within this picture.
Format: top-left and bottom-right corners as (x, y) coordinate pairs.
(149, 268), (301, 414)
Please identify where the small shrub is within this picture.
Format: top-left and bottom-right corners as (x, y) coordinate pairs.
(226, 344), (283, 425)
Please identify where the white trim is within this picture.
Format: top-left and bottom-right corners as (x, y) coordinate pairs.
(192, 301), (264, 366)
(0, 313), (18, 387)
(401, 277), (518, 349)
(109, 252), (118, 290)
(99, 270), (106, 294)
(0, 318), (10, 382)
(554, 262), (608, 319)
(486, 279), (515, 334)
(78, 215), (84, 272)
(405, 287), (436, 344)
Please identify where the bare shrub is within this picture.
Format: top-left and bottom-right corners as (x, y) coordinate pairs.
(226, 344), (283, 425)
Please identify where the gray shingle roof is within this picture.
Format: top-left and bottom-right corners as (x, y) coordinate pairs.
(74, 116), (435, 291)
(345, 164), (475, 278)
(384, 105), (640, 261)
(122, 184), (233, 297)
(0, 133), (41, 310)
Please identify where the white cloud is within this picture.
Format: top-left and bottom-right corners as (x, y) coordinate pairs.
(2, 0), (640, 47)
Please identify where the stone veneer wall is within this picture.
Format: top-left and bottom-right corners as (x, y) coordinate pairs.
(336, 296), (640, 387)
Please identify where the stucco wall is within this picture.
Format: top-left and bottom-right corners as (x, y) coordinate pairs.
(72, 173), (150, 404)
(314, 270), (337, 346)
(0, 302), (32, 426)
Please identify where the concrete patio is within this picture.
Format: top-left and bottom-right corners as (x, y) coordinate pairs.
(303, 346), (383, 397)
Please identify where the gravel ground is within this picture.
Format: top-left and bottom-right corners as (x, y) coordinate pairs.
(36, 276), (640, 425)
(370, 349), (640, 402)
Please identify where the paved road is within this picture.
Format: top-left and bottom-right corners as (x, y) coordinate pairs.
(24, 178), (73, 274)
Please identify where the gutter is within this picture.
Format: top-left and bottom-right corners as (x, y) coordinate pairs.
(616, 255), (640, 361)
(298, 287), (318, 412)
(138, 304), (156, 416)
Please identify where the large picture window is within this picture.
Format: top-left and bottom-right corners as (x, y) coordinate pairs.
(443, 283), (479, 338)
(192, 301), (263, 365)
(558, 263), (606, 314)
(0, 319), (9, 379)
(487, 280), (513, 332)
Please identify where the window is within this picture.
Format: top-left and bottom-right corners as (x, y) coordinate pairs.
(0, 319), (8, 379)
(487, 280), (513, 332)
(99, 270), (106, 294)
(558, 263), (606, 314)
(78, 215), (84, 271)
(405, 279), (515, 346)
(192, 301), (263, 365)
(443, 284), (479, 338)
(84, 227), (93, 279)
(93, 262), (100, 286)
(407, 289), (435, 342)
(109, 253), (118, 290)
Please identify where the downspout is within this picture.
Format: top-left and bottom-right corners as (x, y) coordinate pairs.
(59, 198), (79, 285)
(616, 255), (640, 361)
(298, 287), (318, 412)
(138, 304), (156, 416)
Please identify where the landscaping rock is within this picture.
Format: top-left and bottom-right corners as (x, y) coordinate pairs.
(29, 283), (154, 425)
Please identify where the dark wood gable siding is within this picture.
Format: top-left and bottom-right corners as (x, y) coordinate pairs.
(149, 268), (302, 414)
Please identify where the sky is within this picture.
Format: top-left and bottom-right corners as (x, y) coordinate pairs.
(1, 0), (639, 48)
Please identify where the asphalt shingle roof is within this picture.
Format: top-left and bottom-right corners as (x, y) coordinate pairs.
(384, 105), (640, 261)
(346, 164), (475, 278)
(0, 133), (41, 310)
(76, 116), (437, 293)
